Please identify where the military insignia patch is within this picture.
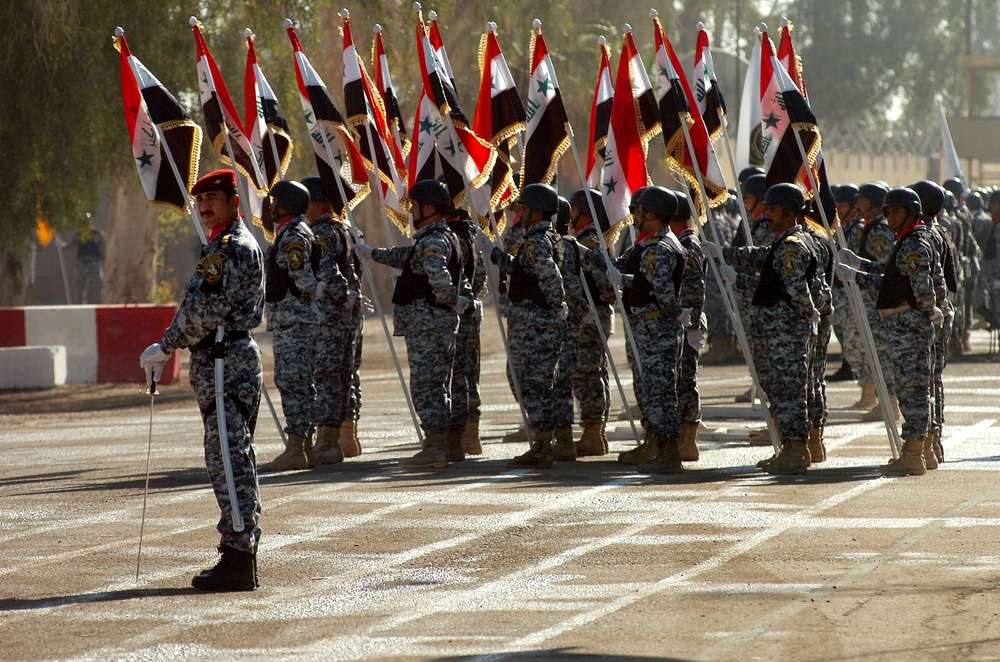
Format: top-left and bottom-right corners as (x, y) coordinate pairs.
(872, 236), (889, 258)
(904, 251), (922, 276)
(422, 247), (441, 259)
(684, 257), (697, 276)
(286, 240), (306, 270)
(780, 248), (799, 277)
(316, 235), (331, 258)
(197, 252), (227, 285)
(523, 241), (538, 266)
(643, 249), (657, 276)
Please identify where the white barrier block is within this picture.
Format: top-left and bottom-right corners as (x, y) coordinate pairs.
(24, 306), (97, 383)
(0, 345), (67, 390)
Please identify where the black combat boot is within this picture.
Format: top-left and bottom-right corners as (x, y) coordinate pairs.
(191, 545), (257, 592)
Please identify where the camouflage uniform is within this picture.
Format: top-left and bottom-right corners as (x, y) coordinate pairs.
(372, 218), (461, 432)
(448, 216), (486, 428)
(731, 216), (773, 382)
(676, 227), (707, 427)
(493, 220), (566, 433)
(803, 222), (835, 429)
(834, 213), (865, 377)
(724, 224), (817, 446)
(159, 217), (264, 554)
(310, 214), (358, 429)
(266, 216), (321, 438)
(925, 220), (959, 439)
(855, 214), (896, 392)
(856, 221), (937, 440)
(702, 211), (737, 346)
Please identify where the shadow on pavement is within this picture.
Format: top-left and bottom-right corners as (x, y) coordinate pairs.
(0, 587), (199, 612)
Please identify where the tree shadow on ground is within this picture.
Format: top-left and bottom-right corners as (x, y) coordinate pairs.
(0, 587), (198, 612)
(5, 467), (209, 497)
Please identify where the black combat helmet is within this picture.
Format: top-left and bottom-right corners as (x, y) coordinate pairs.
(738, 166), (765, 186)
(299, 176), (327, 203)
(834, 183), (860, 205)
(517, 183), (559, 214)
(408, 179), (452, 209)
(269, 180), (311, 216)
(858, 182), (889, 207)
(742, 173), (767, 200)
(908, 180), (944, 218)
(762, 183), (806, 212)
(881, 187), (922, 215)
(640, 186), (678, 219)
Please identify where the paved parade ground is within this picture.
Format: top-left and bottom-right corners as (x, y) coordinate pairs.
(3, 321), (1000, 661)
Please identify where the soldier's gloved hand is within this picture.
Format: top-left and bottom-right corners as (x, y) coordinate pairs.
(139, 343), (171, 386)
(361, 295), (375, 315)
(942, 298), (954, 318)
(678, 307), (693, 329)
(686, 327), (706, 351)
(455, 295), (471, 315)
(838, 247), (861, 269)
(606, 264), (624, 288)
(556, 302), (569, 320)
(477, 232), (495, 254)
(353, 242), (374, 261)
(314, 281), (326, 301)
(701, 240), (722, 260)
(490, 245), (503, 265)
(808, 309), (820, 335)
(929, 306), (944, 325)
(720, 264), (738, 285)
(344, 289), (359, 310)
(835, 262), (858, 283)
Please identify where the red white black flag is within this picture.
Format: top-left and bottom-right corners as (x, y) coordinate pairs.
(286, 20), (369, 217)
(114, 28), (202, 213)
(587, 37), (614, 188)
(244, 29), (292, 190)
(372, 24), (411, 159)
(693, 22), (726, 143)
(521, 19), (569, 188)
(342, 11), (409, 232)
(191, 19), (266, 193)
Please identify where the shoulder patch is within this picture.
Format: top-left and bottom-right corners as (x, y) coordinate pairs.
(422, 247), (441, 258)
(316, 235), (331, 258)
(785, 234), (801, 244)
(581, 236), (599, 249)
(872, 235), (889, 258)
(286, 240), (306, 270)
(904, 251), (923, 277)
(196, 251), (227, 286)
(643, 247), (657, 275)
(780, 247), (800, 277)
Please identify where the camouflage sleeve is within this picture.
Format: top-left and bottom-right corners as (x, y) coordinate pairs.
(722, 244), (769, 274)
(315, 231), (350, 306)
(775, 240), (817, 320)
(523, 235), (565, 309)
(644, 243), (681, 318)
(371, 245), (413, 270)
(491, 245), (515, 275)
(867, 225), (895, 265)
(581, 236), (617, 302)
(899, 236), (937, 314)
(472, 245), (488, 298)
(679, 244), (706, 319)
(416, 232), (459, 306)
(560, 242), (587, 319)
(282, 228), (321, 300)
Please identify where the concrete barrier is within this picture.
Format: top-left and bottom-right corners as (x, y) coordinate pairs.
(0, 345), (68, 390)
(0, 305), (180, 385)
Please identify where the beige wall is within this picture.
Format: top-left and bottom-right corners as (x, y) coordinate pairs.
(823, 150), (934, 187)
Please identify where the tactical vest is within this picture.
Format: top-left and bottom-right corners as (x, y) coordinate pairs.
(509, 228), (564, 309)
(876, 227), (929, 310)
(804, 224), (834, 284)
(313, 216), (356, 284)
(447, 219), (478, 298)
(391, 227), (462, 309)
(621, 234), (686, 314)
(858, 216), (889, 261)
(984, 218), (1000, 260)
(927, 222), (959, 293)
(577, 227), (614, 306)
(265, 218), (320, 304)
(752, 230), (817, 308)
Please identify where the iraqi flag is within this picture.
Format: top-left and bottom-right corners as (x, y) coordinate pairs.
(693, 22), (726, 143)
(114, 28), (202, 213)
(191, 19), (266, 193)
(651, 13), (728, 220)
(587, 37), (614, 188)
(342, 10), (409, 232)
(244, 29), (292, 190)
(414, 7), (496, 220)
(600, 26), (651, 239)
(286, 20), (369, 217)
(736, 27), (763, 171)
(372, 24), (410, 159)
(521, 19), (569, 187)
(623, 24), (660, 152)
(473, 23), (525, 210)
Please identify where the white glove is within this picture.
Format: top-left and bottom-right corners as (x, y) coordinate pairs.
(455, 295), (471, 315)
(929, 306), (944, 325)
(942, 298), (954, 318)
(361, 295), (375, 315)
(556, 302), (569, 320)
(686, 327), (706, 351)
(353, 242), (374, 260)
(390, 269), (403, 283)
(720, 264), (738, 285)
(701, 240), (722, 260)
(808, 309), (820, 335)
(678, 307), (693, 329)
(835, 262), (858, 283)
(838, 247), (861, 269)
(139, 343), (171, 386)
(606, 264), (623, 288)
(344, 289), (359, 310)
(314, 281), (326, 301)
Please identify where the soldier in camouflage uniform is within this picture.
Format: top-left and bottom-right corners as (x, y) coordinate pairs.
(446, 207), (486, 460)
(800, 210), (835, 464)
(259, 181), (323, 473)
(837, 187), (941, 476)
(668, 191), (707, 462)
(550, 197), (583, 461)
(300, 177), (360, 465)
(829, 184), (861, 383)
(140, 169), (264, 591)
(581, 186), (688, 474)
(490, 184), (568, 468)
(706, 184), (819, 475)
(356, 180), (463, 468)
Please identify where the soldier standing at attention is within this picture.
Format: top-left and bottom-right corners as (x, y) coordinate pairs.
(140, 169), (264, 591)
(355, 180), (465, 468)
(490, 184), (568, 468)
(829, 183), (861, 383)
(300, 176), (358, 466)
(259, 181), (323, 472)
(705, 183), (819, 475)
(837, 187), (941, 476)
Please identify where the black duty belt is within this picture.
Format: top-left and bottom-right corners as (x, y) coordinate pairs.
(192, 329), (251, 351)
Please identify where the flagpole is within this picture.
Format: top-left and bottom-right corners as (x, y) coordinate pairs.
(314, 119), (424, 444)
(676, 114), (780, 452)
(564, 121), (645, 381)
(789, 127), (901, 457)
(717, 108), (755, 246)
